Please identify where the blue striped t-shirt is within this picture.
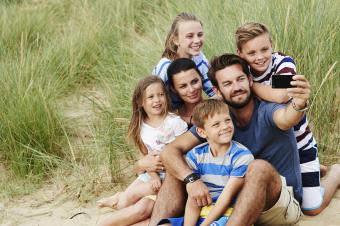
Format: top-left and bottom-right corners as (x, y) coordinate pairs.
(185, 140), (254, 202)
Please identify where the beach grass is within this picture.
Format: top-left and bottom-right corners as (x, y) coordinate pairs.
(0, 0), (338, 198)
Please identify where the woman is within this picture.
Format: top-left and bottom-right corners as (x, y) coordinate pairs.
(137, 58), (204, 175)
(167, 58), (204, 128)
(152, 12), (215, 108)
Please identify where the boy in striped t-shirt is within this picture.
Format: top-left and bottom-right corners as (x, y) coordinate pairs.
(235, 22), (340, 214)
(161, 99), (254, 226)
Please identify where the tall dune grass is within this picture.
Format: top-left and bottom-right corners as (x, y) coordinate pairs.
(0, 0), (338, 197)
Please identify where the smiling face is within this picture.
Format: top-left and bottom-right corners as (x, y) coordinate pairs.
(174, 21), (204, 58)
(238, 33), (272, 76)
(215, 64), (252, 109)
(142, 82), (167, 118)
(198, 111), (234, 146)
(171, 68), (203, 104)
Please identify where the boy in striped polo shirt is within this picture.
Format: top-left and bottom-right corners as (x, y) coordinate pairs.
(160, 99), (254, 226)
(235, 22), (340, 214)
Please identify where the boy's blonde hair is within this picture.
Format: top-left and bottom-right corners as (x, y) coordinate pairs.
(235, 22), (272, 50)
(192, 99), (230, 128)
(162, 12), (203, 60)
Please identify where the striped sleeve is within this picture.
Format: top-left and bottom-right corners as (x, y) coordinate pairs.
(230, 144), (254, 177)
(185, 150), (199, 171)
(152, 58), (172, 86)
(193, 52), (215, 97)
(275, 53), (296, 75)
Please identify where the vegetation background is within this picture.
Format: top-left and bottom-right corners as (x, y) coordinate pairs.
(0, 0), (339, 206)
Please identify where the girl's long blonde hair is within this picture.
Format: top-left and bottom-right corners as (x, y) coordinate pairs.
(127, 76), (171, 155)
(162, 12), (203, 60)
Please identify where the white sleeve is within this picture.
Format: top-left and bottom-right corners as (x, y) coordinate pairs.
(173, 116), (188, 137)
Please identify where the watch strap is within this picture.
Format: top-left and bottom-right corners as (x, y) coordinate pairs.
(183, 173), (200, 185)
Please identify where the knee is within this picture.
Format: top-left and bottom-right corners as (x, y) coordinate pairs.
(125, 191), (140, 202)
(246, 159), (274, 178)
(327, 164), (340, 183)
(330, 164), (340, 174)
(136, 207), (152, 220)
(133, 199), (154, 220)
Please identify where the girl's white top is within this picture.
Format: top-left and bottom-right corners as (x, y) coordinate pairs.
(140, 113), (188, 154)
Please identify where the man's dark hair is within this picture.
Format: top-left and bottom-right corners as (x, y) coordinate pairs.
(208, 54), (250, 87)
(167, 58), (203, 88)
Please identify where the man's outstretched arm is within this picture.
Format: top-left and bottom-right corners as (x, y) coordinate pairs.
(273, 74), (311, 130)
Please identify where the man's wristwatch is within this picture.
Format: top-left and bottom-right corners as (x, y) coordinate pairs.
(183, 173), (200, 185)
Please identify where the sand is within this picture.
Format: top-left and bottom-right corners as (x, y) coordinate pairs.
(1, 184), (339, 226)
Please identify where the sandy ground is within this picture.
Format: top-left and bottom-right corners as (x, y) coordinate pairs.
(1, 184), (340, 226)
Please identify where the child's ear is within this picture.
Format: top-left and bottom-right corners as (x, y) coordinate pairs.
(196, 127), (207, 139)
(173, 37), (179, 46)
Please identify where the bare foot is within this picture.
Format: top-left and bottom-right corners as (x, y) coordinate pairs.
(320, 164), (328, 178)
(97, 192), (122, 209)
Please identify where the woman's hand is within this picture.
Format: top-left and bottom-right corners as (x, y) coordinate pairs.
(150, 176), (162, 192)
(135, 153), (164, 173)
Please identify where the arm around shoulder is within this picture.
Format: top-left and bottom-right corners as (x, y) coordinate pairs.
(161, 131), (201, 181)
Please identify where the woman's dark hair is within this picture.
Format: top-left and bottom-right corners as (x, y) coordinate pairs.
(167, 58), (203, 88)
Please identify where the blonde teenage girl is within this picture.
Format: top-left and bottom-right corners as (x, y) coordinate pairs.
(98, 76), (187, 226)
(152, 12), (216, 108)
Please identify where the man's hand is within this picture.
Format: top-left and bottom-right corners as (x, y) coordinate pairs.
(186, 180), (212, 207)
(273, 74), (311, 130)
(287, 75), (311, 109)
(136, 154), (164, 173)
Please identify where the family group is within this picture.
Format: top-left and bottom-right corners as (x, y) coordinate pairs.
(97, 12), (340, 226)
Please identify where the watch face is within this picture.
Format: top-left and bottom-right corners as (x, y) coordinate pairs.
(184, 173), (200, 184)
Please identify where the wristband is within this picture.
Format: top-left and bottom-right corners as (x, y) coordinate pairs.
(291, 100), (309, 112)
(183, 173), (200, 185)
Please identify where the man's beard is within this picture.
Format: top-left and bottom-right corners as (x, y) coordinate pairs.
(222, 91), (252, 109)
